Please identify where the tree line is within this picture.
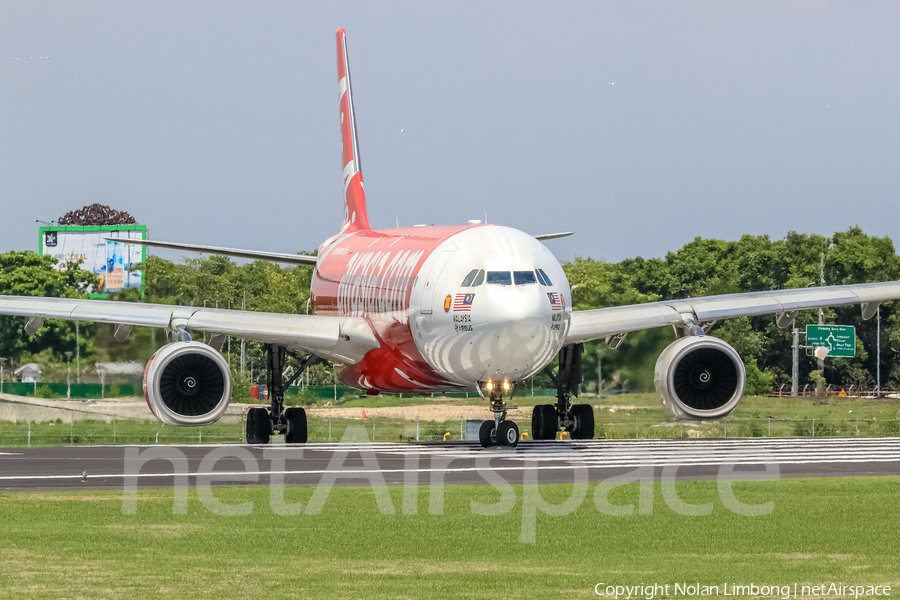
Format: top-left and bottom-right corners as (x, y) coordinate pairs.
(1, 226), (897, 394)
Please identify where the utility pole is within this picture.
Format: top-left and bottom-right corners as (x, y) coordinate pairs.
(75, 320), (80, 383)
(597, 349), (602, 394)
(240, 291), (246, 376)
(65, 351), (73, 400)
(816, 252), (826, 394)
(791, 328), (799, 397)
(0, 358), (6, 395)
(818, 252), (825, 328)
(877, 305), (881, 398)
(304, 298), (311, 389)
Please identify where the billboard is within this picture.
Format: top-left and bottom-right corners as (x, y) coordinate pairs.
(39, 225), (147, 294)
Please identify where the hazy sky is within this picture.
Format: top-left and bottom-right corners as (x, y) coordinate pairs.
(2, 2), (899, 264)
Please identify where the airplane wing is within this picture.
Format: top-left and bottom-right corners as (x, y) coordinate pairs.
(566, 281), (900, 345)
(533, 232), (574, 241)
(107, 238), (318, 266)
(0, 296), (378, 364)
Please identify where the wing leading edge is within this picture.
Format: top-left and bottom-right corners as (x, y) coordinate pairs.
(0, 296), (378, 364)
(566, 281), (900, 345)
(107, 239), (318, 266)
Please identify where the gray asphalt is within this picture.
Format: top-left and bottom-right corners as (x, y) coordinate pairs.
(1, 437), (898, 491)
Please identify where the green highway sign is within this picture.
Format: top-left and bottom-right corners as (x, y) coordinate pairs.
(806, 325), (856, 358)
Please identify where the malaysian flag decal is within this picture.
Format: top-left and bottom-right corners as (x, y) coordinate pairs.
(453, 293), (475, 311)
(547, 292), (562, 310)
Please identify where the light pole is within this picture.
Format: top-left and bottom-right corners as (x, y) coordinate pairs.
(0, 358), (6, 395)
(876, 305), (881, 398)
(64, 351), (73, 400)
(816, 251), (828, 395)
(597, 347), (602, 395)
(75, 321), (80, 383)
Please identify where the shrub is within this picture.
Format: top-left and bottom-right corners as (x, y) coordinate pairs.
(792, 419), (812, 436)
(746, 420), (764, 437)
(32, 385), (57, 399)
(880, 420), (900, 436)
(284, 387), (319, 407)
(813, 419), (837, 436)
(793, 418), (837, 436)
(744, 361), (775, 396)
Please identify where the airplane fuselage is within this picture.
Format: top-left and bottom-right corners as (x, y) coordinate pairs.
(312, 223), (572, 392)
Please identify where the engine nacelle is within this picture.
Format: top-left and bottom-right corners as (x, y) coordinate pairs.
(654, 336), (745, 420)
(143, 341), (232, 426)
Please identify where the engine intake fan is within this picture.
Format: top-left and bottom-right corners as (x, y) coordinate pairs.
(143, 341), (232, 426)
(654, 336), (745, 420)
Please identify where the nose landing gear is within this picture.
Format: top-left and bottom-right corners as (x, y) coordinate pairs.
(477, 382), (520, 448)
(531, 343), (595, 441)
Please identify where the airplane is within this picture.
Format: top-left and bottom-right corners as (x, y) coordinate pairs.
(3, 29), (900, 448)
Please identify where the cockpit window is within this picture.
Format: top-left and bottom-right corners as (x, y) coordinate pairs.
(486, 271), (512, 285)
(472, 269), (485, 286)
(461, 269), (479, 287)
(536, 268), (553, 286)
(513, 271), (537, 285)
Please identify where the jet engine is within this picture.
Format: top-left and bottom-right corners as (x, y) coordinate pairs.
(143, 341), (232, 426)
(654, 336), (745, 420)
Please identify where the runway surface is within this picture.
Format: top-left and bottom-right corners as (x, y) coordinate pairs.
(1, 437), (899, 491)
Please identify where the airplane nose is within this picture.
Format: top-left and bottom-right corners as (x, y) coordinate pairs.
(486, 286), (542, 320)
(482, 286), (553, 379)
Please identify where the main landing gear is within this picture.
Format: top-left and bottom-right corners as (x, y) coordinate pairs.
(478, 382), (520, 448)
(246, 345), (317, 445)
(531, 343), (595, 441)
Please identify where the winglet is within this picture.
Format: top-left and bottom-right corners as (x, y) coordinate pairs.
(336, 28), (370, 234)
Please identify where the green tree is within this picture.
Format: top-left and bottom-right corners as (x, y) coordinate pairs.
(0, 251), (96, 362)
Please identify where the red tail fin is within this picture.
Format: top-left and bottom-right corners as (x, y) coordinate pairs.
(336, 28), (370, 234)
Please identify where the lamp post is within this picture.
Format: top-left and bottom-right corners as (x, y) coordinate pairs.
(75, 321), (80, 383)
(64, 351), (73, 400)
(877, 305), (881, 398)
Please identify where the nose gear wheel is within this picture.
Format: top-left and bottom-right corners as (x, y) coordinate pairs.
(478, 381), (520, 448)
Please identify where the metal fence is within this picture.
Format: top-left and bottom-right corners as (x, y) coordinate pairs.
(0, 413), (896, 447)
(771, 389), (897, 398)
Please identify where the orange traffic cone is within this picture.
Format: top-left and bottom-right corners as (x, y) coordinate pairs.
(361, 409), (366, 420)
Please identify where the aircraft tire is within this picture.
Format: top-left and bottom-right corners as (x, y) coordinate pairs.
(531, 404), (557, 440)
(246, 408), (271, 444)
(497, 420), (519, 447)
(572, 404), (595, 440)
(479, 420), (497, 448)
(284, 407), (308, 444)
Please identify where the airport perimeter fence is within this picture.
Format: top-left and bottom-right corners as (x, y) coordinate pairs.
(8, 381), (900, 404)
(0, 412), (898, 447)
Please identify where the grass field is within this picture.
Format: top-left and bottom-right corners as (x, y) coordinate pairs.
(0, 477), (898, 599)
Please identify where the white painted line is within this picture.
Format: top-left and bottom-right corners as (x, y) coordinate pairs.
(0, 457), (898, 482)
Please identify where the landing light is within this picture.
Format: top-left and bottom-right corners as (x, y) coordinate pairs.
(502, 380), (510, 391)
(486, 381), (493, 391)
